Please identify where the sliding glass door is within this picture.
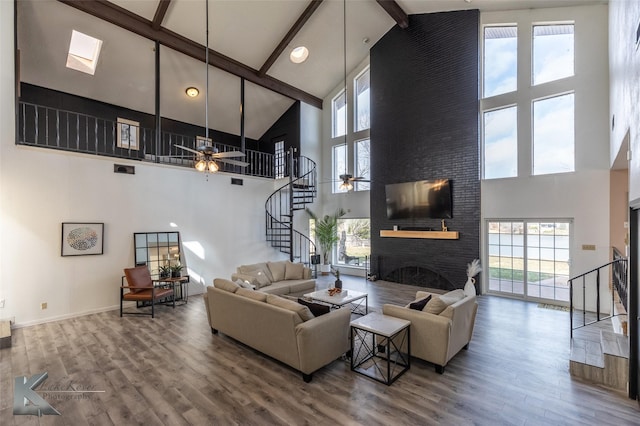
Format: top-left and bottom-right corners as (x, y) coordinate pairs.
(487, 219), (572, 302)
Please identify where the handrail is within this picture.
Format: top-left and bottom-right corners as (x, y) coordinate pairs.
(17, 101), (274, 178)
(569, 257), (628, 338)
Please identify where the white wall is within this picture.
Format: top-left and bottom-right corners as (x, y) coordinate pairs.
(1, 2), (291, 326)
(481, 5), (611, 311)
(610, 0), (640, 203)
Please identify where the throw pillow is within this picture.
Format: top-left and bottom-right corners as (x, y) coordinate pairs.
(213, 278), (240, 293)
(285, 262), (305, 280)
(236, 288), (267, 302)
(238, 262), (274, 282)
(298, 298), (330, 317)
(424, 296), (447, 315)
(266, 294), (314, 322)
(409, 295), (432, 311)
(267, 261), (287, 282)
(253, 271), (271, 288)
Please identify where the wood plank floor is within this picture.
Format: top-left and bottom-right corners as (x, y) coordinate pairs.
(1, 275), (639, 425)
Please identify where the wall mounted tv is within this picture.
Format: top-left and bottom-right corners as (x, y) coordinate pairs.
(385, 179), (453, 220)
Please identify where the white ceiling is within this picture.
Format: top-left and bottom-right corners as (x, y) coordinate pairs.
(17, 0), (605, 141)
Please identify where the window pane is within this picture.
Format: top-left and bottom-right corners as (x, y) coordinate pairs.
(332, 90), (346, 138)
(337, 218), (370, 267)
(483, 26), (517, 97)
(274, 140), (285, 179)
(355, 69), (370, 131)
(483, 106), (517, 179)
(533, 93), (574, 175)
(354, 139), (370, 191)
(332, 144), (347, 193)
(533, 24), (574, 85)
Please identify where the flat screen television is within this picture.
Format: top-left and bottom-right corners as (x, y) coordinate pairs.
(385, 179), (452, 220)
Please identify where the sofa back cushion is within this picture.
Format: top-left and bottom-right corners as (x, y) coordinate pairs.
(424, 289), (466, 315)
(267, 261), (287, 282)
(266, 294), (314, 322)
(213, 278), (240, 293)
(285, 261), (305, 280)
(236, 287), (268, 302)
(238, 262), (274, 282)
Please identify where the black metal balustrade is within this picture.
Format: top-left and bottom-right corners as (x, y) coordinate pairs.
(569, 255), (628, 338)
(612, 247), (628, 310)
(17, 101), (274, 178)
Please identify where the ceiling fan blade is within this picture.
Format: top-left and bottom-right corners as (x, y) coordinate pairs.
(213, 151), (246, 158)
(215, 158), (249, 167)
(351, 176), (370, 182)
(174, 145), (200, 155)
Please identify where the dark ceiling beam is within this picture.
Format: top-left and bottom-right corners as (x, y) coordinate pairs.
(151, 0), (171, 31)
(57, 0), (323, 109)
(375, 0), (409, 29)
(258, 0), (323, 77)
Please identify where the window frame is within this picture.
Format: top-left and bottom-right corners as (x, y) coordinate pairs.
(332, 89), (347, 138)
(354, 67), (370, 132)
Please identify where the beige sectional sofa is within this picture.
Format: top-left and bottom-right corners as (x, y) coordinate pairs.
(204, 278), (351, 382)
(382, 289), (478, 373)
(231, 260), (315, 296)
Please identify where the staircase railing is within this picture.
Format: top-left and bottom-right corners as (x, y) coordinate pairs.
(613, 247), (628, 310)
(569, 256), (628, 338)
(265, 148), (316, 266)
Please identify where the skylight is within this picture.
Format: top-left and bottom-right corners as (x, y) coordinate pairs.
(66, 30), (103, 75)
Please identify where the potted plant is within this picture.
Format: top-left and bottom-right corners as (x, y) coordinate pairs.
(170, 262), (183, 278)
(159, 265), (170, 278)
(306, 208), (346, 275)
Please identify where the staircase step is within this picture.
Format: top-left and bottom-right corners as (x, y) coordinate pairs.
(601, 330), (629, 359)
(570, 337), (604, 368)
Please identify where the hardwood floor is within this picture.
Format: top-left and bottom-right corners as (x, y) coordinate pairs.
(2, 275), (639, 425)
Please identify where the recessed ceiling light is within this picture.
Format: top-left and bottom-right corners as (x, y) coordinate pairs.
(185, 87), (199, 97)
(66, 30), (103, 75)
(290, 46), (309, 64)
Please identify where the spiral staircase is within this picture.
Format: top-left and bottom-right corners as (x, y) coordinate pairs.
(265, 149), (317, 266)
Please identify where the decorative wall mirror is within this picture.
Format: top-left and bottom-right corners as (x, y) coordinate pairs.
(134, 232), (183, 277)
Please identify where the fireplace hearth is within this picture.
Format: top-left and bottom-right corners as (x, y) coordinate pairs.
(383, 266), (454, 291)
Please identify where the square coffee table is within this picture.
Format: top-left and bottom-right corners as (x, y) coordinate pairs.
(303, 288), (368, 315)
(350, 312), (411, 385)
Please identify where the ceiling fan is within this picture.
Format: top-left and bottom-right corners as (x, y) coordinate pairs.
(174, 144), (249, 173)
(337, 173), (370, 191)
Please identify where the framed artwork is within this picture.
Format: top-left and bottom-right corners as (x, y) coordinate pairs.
(117, 118), (139, 150)
(61, 222), (104, 256)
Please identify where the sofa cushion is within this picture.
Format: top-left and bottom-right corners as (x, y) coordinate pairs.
(266, 294), (314, 322)
(285, 262), (305, 280)
(238, 262), (274, 282)
(408, 295), (432, 311)
(235, 279), (256, 290)
(424, 289), (466, 315)
(285, 279), (316, 294)
(236, 287), (268, 302)
(213, 278), (240, 293)
(298, 298), (330, 317)
(267, 261), (287, 282)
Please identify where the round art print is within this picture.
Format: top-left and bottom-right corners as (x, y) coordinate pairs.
(67, 227), (98, 251)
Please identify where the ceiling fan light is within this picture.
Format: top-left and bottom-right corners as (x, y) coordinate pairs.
(339, 181), (353, 191)
(207, 160), (219, 173)
(195, 159), (207, 172)
(185, 87), (199, 97)
(290, 46), (309, 64)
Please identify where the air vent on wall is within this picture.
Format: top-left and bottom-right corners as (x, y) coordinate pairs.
(231, 178), (243, 186)
(114, 164), (135, 174)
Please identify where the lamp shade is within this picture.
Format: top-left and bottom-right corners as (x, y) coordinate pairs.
(195, 159), (207, 172)
(207, 160), (219, 172)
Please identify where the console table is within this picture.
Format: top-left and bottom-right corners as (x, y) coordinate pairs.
(157, 275), (190, 304)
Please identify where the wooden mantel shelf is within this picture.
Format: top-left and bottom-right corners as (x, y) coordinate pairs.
(380, 230), (459, 240)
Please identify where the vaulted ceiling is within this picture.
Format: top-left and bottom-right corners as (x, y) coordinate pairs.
(17, 0), (603, 140)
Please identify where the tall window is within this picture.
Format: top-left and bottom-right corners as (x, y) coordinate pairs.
(481, 21), (575, 179)
(332, 144), (347, 193)
(483, 26), (517, 97)
(533, 93), (575, 175)
(532, 24), (574, 85)
(483, 106), (517, 179)
(274, 140), (285, 179)
(354, 68), (370, 132)
(487, 219), (571, 302)
(332, 90), (346, 138)
(354, 139), (370, 191)
(337, 218), (370, 268)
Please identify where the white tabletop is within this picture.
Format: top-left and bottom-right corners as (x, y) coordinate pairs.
(350, 312), (411, 337)
(304, 288), (367, 305)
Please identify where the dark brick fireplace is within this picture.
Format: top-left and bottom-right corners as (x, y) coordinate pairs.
(369, 10), (480, 291)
